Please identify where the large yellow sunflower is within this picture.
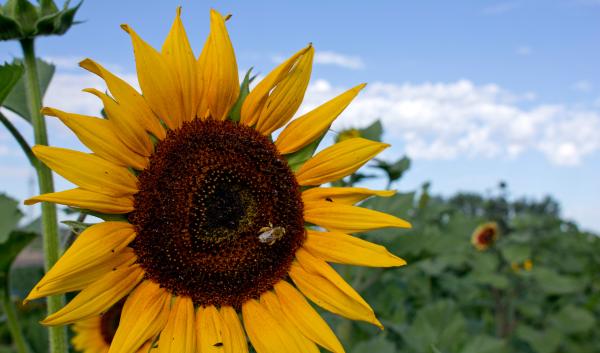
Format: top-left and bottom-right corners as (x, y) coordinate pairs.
(25, 8), (411, 353)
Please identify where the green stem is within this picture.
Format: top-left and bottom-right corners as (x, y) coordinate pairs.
(0, 111), (37, 168)
(19, 38), (67, 353)
(1, 286), (30, 353)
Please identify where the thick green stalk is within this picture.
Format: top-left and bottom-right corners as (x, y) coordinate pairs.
(19, 38), (67, 353)
(1, 286), (30, 353)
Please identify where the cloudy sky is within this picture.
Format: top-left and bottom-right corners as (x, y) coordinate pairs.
(1, 0), (599, 230)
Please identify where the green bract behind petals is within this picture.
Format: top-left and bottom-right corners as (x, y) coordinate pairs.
(0, 0), (81, 41)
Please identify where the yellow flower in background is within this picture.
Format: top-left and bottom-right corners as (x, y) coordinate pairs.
(71, 301), (154, 353)
(471, 222), (499, 251)
(25, 8), (411, 353)
(523, 259), (533, 271)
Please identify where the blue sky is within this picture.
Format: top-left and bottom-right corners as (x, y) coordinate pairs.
(1, 0), (599, 230)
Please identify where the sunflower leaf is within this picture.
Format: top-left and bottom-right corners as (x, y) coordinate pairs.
(0, 194), (24, 244)
(0, 231), (37, 286)
(359, 119), (383, 142)
(3, 58), (55, 123)
(0, 62), (23, 106)
(229, 67), (254, 123)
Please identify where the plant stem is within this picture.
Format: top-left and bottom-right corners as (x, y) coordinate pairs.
(19, 38), (67, 353)
(0, 111), (36, 168)
(1, 287), (30, 353)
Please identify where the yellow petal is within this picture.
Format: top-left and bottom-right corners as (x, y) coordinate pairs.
(290, 249), (382, 328)
(158, 296), (195, 353)
(121, 24), (183, 129)
(304, 230), (406, 267)
(254, 48), (314, 135)
(82, 88), (153, 157)
(25, 248), (135, 302)
(42, 107), (148, 170)
(197, 305), (226, 353)
(295, 138), (389, 186)
(32, 145), (138, 197)
(197, 9), (239, 121)
(275, 83), (366, 154)
(25, 188), (133, 214)
(79, 59), (166, 140)
(219, 306), (248, 353)
(109, 281), (171, 353)
(304, 201), (411, 233)
(240, 45), (312, 128)
(241, 299), (305, 353)
(259, 291), (319, 353)
(29, 222), (135, 291)
(42, 264), (144, 326)
(302, 187), (395, 205)
(162, 8), (197, 122)
(273, 281), (344, 353)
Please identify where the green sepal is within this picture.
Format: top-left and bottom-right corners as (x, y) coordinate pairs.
(79, 209), (129, 222)
(35, 1), (82, 37)
(0, 12), (24, 40)
(285, 129), (328, 172)
(0, 62), (23, 106)
(39, 0), (59, 17)
(3, 58), (55, 123)
(228, 68), (255, 123)
(61, 220), (93, 235)
(2, 0), (38, 36)
(0, 0), (82, 41)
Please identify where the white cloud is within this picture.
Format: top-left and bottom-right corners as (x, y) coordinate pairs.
(300, 79), (600, 167)
(314, 51), (365, 70)
(516, 45), (533, 56)
(571, 80), (593, 93)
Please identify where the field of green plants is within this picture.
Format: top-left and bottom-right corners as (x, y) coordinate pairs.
(2, 121), (599, 353)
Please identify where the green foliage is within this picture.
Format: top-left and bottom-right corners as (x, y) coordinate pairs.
(229, 68), (254, 123)
(0, 0), (82, 41)
(336, 169), (600, 353)
(3, 58), (55, 123)
(0, 63), (23, 105)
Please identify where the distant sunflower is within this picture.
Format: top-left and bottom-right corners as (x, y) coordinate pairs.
(71, 301), (154, 353)
(471, 222), (499, 251)
(25, 8), (411, 353)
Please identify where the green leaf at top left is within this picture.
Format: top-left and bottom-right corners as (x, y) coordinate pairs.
(0, 62), (23, 105)
(3, 58), (55, 123)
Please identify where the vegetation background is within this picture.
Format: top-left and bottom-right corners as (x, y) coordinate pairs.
(1, 120), (598, 353)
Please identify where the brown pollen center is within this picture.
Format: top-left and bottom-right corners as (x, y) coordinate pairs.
(129, 119), (305, 308)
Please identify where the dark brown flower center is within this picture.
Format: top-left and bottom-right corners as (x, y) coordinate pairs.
(100, 300), (124, 345)
(478, 228), (495, 244)
(130, 119), (305, 308)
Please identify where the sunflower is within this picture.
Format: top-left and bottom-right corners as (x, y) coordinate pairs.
(71, 301), (154, 353)
(25, 8), (411, 353)
(471, 222), (499, 251)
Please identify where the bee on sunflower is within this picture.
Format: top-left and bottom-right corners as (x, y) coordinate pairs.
(25, 8), (411, 353)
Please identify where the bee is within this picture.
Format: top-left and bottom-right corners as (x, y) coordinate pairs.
(258, 222), (286, 245)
